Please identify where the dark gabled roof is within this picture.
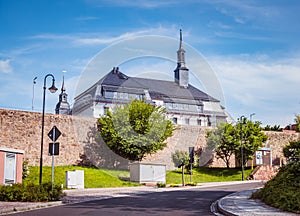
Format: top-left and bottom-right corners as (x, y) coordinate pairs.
(131, 77), (219, 102)
(76, 67), (219, 103)
(96, 67), (145, 89)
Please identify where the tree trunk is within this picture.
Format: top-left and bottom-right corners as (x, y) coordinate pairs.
(226, 160), (230, 169)
(181, 165), (185, 186)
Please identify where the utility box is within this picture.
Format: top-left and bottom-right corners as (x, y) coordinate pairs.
(130, 163), (166, 184)
(0, 147), (24, 185)
(255, 147), (272, 166)
(66, 170), (84, 189)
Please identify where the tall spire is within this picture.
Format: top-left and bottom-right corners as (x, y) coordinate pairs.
(179, 29), (182, 48)
(174, 29), (189, 88)
(61, 74), (66, 93)
(55, 71), (70, 115)
(177, 29), (186, 68)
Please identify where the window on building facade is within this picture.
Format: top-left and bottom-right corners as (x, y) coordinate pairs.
(104, 91), (114, 99)
(208, 117), (211, 126)
(185, 118), (190, 125)
(197, 119), (201, 126)
(197, 105), (203, 112)
(172, 117), (178, 124)
(104, 106), (109, 115)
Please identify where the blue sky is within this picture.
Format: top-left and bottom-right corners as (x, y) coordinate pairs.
(1, 0), (300, 127)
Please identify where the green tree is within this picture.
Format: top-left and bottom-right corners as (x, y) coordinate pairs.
(171, 150), (190, 186)
(235, 119), (268, 166)
(97, 99), (175, 161)
(263, 124), (282, 131)
(283, 141), (300, 162)
(172, 150), (190, 168)
(206, 122), (239, 168)
(295, 115), (300, 132)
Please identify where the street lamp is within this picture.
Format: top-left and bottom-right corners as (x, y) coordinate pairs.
(39, 74), (58, 185)
(32, 77), (37, 111)
(250, 113), (255, 121)
(239, 115), (246, 181)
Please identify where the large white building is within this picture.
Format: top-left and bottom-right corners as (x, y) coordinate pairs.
(73, 30), (228, 126)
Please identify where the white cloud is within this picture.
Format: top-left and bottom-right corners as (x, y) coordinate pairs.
(0, 59), (13, 73)
(75, 16), (99, 21)
(214, 0), (279, 25)
(29, 34), (74, 41)
(73, 26), (179, 46)
(214, 31), (271, 41)
(208, 54), (300, 126)
(28, 26), (180, 47)
(86, 0), (179, 8)
(208, 21), (232, 30)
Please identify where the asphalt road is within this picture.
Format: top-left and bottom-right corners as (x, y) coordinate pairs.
(8, 182), (263, 216)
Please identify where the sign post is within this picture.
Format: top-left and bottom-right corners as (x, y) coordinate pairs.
(48, 126), (61, 192)
(189, 147), (194, 183)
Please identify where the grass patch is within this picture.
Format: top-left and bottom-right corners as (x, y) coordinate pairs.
(24, 166), (139, 188)
(24, 166), (253, 189)
(166, 167), (253, 184)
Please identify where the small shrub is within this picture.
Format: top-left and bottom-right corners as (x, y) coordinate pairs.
(251, 161), (300, 213)
(22, 159), (30, 179)
(169, 184), (180, 187)
(185, 182), (197, 186)
(0, 182), (65, 202)
(156, 182), (166, 188)
(283, 141), (300, 162)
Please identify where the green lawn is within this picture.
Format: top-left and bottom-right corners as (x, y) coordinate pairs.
(24, 166), (253, 188)
(166, 167), (253, 184)
(24, 166), (139, 188)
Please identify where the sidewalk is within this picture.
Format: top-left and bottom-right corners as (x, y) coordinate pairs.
(216, 189), (299, 216)
(0, 181), (298, 215)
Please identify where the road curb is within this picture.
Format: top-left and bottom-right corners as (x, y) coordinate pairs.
(0, 201), (62, 215)
(217, 196), (238, 216)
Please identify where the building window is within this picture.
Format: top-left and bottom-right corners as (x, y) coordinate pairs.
(172, 117), (178, 124)
(197, 119), (201, 126)
(104, 91), (114, 99)
(178, 104), (183, 110)
(185, 118), (190, 125)
(104, 107), (109, 115)
(197, 105), (203, 112)
(208, 117), (211, 126)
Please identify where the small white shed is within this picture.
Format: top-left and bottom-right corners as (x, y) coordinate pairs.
(130, 162), (166, 184)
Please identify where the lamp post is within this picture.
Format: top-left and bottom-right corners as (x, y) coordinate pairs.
(250, 113), (255, 121)
(32, 77), (37, 111)
(39, 74), (58, 185)
(239, 115), (245, 181)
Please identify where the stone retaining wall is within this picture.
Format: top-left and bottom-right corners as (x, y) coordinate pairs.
(248, 165), (279, 180)
(1, 108), (299, 170)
